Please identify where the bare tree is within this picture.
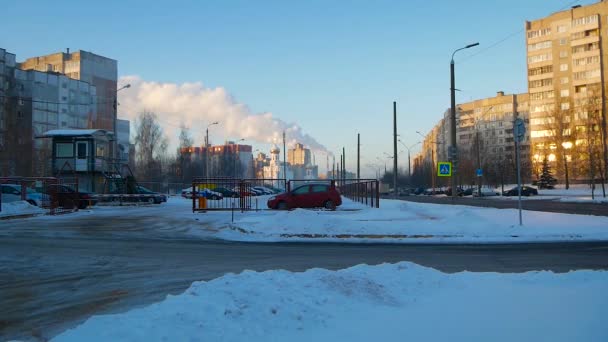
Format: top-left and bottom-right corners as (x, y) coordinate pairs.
(133, 111), (168, 181)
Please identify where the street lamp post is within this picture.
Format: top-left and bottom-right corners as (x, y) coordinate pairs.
(562, 142), (572, 190)
(205, 121), (219, 179)
(450, 42), (479, 199)
(398, 139), (421, 179)
(113, 84), (131, 163)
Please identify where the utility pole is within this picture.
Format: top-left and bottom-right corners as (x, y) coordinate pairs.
(393, 101), (398, 198)
(357, 133), (360, 181)
(283, 131), (287, 180)
(343, 146), (346, 183)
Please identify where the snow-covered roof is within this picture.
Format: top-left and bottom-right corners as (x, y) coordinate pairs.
(43, 129), (113, 137)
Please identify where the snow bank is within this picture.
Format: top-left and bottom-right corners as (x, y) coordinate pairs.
(0, 200), (45, 218)
(51, 262), (608, 342)
(215, 198), (608, 243)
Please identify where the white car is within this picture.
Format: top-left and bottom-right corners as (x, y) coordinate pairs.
(181, 187), (223, 200)
(1, 184), (44, 206)
(473, 188), (500, 197)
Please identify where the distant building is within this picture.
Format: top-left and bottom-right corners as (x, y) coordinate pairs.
(180, 141), (253, 178)
(263, 146), (293, 180)
(0, 48), (16, 175)
(288, 143), (311, 166)
(19, 49), (117, 131)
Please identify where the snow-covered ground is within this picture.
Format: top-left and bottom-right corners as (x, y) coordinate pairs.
(50, 262), (608, 342)
(215, 198), (608, 243)
(0, 200), (45, 218)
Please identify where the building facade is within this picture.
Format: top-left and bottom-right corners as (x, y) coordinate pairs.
(19, 49), (117, 131)
(415, 91), (531, 187)
(0, 48), (16, 174)
(526, 1), (608, 182)
(287, 143), (311, 166)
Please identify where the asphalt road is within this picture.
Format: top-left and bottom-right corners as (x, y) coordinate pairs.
(393, 195), (608, 216)
(2, 200), (608, 341)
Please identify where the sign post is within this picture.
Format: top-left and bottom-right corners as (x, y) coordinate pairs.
(514, 118), (526, 226)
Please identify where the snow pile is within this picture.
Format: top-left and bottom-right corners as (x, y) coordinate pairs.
(51, 262), (608, 342)
(0, 200), (45, 218)
(216, 198), (608, 243)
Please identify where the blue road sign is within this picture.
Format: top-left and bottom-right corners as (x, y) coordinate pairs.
(476, 168), (483, 177)
(437, 162), (452, 177)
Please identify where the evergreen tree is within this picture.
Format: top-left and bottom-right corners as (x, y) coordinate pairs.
(537, 157), (557, 189)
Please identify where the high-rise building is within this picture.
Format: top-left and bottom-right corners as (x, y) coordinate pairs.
(287, 143), (311, 166)
(19, 49), (117, 131)
(0, 48), (16, 173)
(526, 1), (608, 181)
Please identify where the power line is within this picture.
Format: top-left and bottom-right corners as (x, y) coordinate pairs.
(458, 0), (582, 64)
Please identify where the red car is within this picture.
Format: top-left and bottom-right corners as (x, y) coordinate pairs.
(267, 183), (342, 210)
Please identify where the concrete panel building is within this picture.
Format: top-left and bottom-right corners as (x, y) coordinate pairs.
(19, 49), (117, 131)
(526, 1), (608, 182)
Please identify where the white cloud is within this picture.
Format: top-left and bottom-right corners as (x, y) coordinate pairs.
(118, 75), (328, 154)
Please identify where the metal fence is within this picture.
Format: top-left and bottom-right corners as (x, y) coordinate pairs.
(191, 178), (286, 212)
(0, 177), (80, 215)
(136, 182), (190, 195)
(338, 179), (380, 208)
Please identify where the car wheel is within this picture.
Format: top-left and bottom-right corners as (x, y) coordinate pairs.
(26, 199), (37, 206)
(324, 200), (336, 210)
(147, 197), (155, 204)
(78, 201), (88, 209)
(277, 201), (288, 210)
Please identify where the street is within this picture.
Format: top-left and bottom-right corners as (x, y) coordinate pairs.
(1, 201), (608, 341)
(393, 195), (608, 216)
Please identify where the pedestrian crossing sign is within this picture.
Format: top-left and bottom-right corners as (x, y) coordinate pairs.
(437, 162), (452, 177)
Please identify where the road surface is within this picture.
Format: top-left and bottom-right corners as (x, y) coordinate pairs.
(393, 195), (608, 216)
(2, 200), (608, 341)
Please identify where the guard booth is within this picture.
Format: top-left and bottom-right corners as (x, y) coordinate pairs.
(42, 129), (114, 193)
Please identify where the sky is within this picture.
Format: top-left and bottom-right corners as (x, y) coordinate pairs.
(0, 0), (598, 177)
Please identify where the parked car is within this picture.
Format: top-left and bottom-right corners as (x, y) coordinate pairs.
(44, 184), (97, 209)
(413, 187), (425, 195)
(213, 187), (240, 198)
(503, 186), (538, 197)
(473, 188), (500, 197)
(463, 188), (474, 196)
(1, 184), (44, 206)
(252, 186), (275, 195)
(268, 183), (342, 210)
(445, 187), (464, 196)
(136, 186), (167, 204)
(182, 187), (222, 199)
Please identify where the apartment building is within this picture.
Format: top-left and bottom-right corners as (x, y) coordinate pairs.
(526, 1), (608, 181)
(0, 48), (16, 174)
(287, 143), (311, 166)
(415, 92), (530, 187)
(19, 49), (117, 131)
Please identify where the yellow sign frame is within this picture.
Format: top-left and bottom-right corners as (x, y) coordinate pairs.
(437, 162), (452, 177)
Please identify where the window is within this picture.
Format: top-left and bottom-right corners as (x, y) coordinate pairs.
(531, 130), (554, 138)
(560, 77), (569, 84)
(529, 90), (554, 100)
(573, 69), (601, 80)
(573, 55), (599, 66)
(293, 185), (310, 195)
(572, 42), (599, 54)
(563, 128), (572, 136)
(559, 38), (568, 45)
(560, 89), (569, 97)
(559, 50), (568, 58)
(561, 102), (570, 110)
(527, 28), (551, 39)
(529, 78), (553, 88)
(61, 96), (67, 101)
(311, 185), (329, 193)
(528, 40), (552, 52)
(557, 24), (568, 33)
(77, 142), (87, 159)
(559, 63), (568, 71)
(572, 15), (598, 27)
(56, 143), (73, 157)
(528, 65), (553, 76)
(528, 53), (552, 64)
(96, 143), (106, 158)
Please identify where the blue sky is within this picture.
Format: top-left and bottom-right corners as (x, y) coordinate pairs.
(0, 0), (596, 175)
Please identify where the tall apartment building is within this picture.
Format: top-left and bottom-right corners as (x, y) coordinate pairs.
(415, 91), (530, 187)
(19, 49), (117, 131)
(287, 142), (311, 166)
(526, 1), (608, 181)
